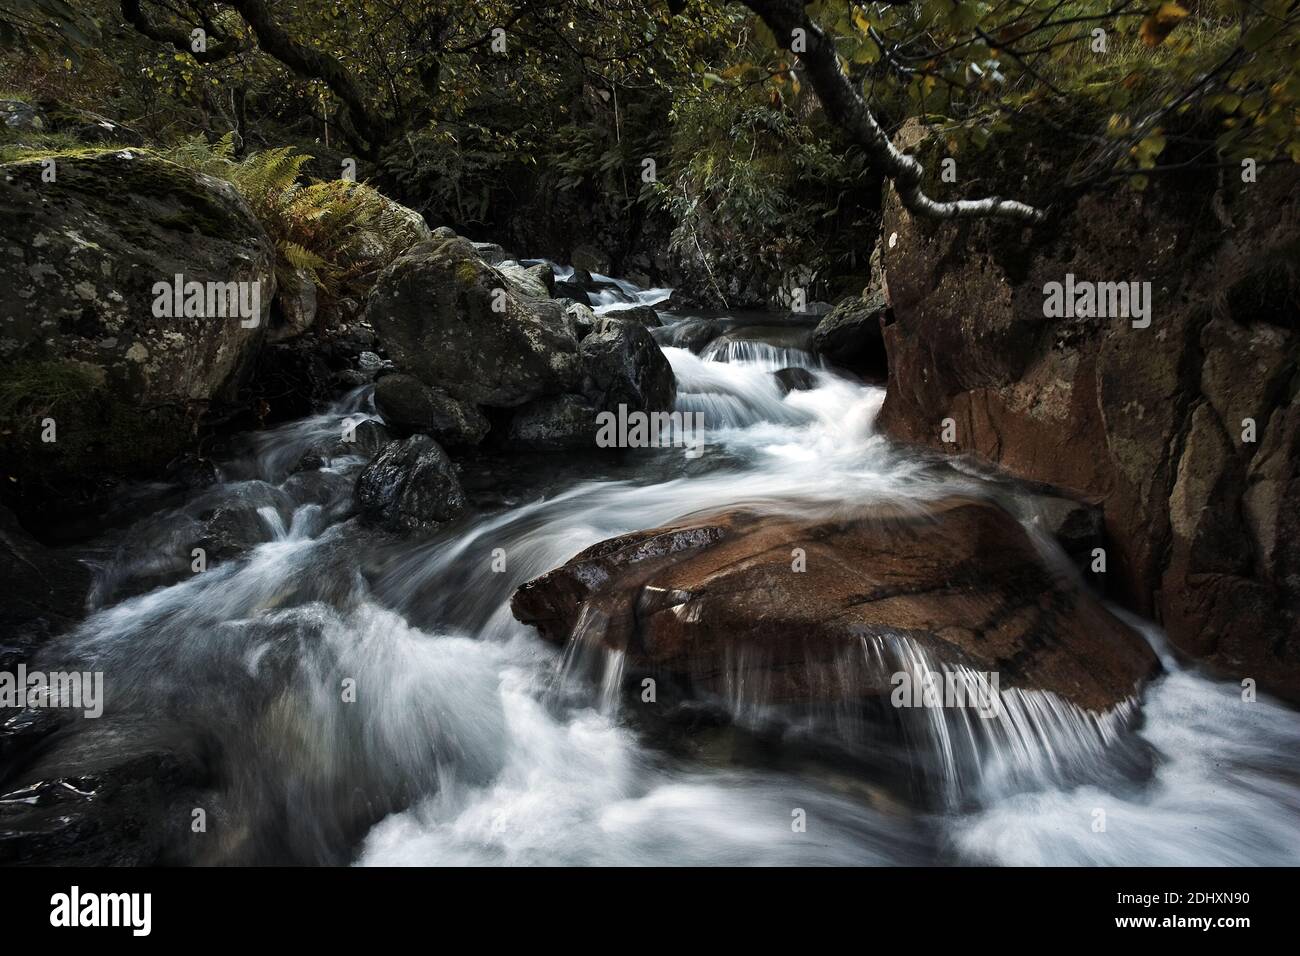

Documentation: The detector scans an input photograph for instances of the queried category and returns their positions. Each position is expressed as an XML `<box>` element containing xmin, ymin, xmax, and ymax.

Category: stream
<box><xmin>12</xmin><ymin>273</ymin><xmax>1300</xmax><ymax>866</ymax></box>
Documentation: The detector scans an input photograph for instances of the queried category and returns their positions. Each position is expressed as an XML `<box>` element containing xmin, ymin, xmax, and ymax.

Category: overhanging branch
<box><xmin>741</xmin><ymin>0</ymin><xmax>1046</xmax><ymax>224</ymax></box>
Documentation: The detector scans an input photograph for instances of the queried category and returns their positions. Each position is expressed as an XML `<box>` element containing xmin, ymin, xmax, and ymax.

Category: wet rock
<box><xmin>656</xmin><ymin>317</ymin><xmax>724</xmax><ymax>353</ymax></box>
<box><xmin>554</xmin><ymin>281</ymin><xmax>592</xmax><ymax>304</ymax></box>
<box><xmin>773</xmin><ymin>367</ymin><xmax>817</xmax><ymax>395</ymax></box>
<box><xmin>329</xmin><ymin>419</ymin><xmax>391</xmax><ymax>460</ymax></box>
<box><xmin>0</xmin><ymin>733</ymin><xmax>208</xmax><ymax>866</ymax></box>
<box><xmin>877</xmin><ymin>130</ymin><xmax>1300</xmax><ymax>700</ymax></box>
<box><xmin>353</xmin><ymin>436</ymin><xmax>466</xmax><ymax>532</ymax></box>
<box><xmin>196</xmin><ymin>504</ymin><xmax>275</xmax><ymax>561</ymax></box>
<box><xmin>580</xmin><ymin>319</ymin><xmax>676</xmax><ymax>413</ymax></box>
<box><xmin>0</xmin><ymin>150</ymin><xmax>275</xmax><ymax>525</ymax></box>
<box><xmin>513</xmin><ymin>497</ymin><xmax>1159</xmax><ymax>712</ymax></box>
<box><xmin>365</xmin><ymin>236</ymin><xmax>581</xmax><ymax>407</ymax></box>
<box><xmin>374</xmin><ymin>373</ymin><xmax>490</xmax><ymax>447</ymax></box>
<box><xmin>811</xmin><ymin>288</ymin><xmax>888</xmax><ymax>377</ymax></box>
<box><xmin>292</xmin><ymin>451</ymin><xmax>325</xmax><ymax>473</ymax></box>
<box><xmin>602</xmin><ymin>305</ymin><xmax>662</xmax><ymax>329</ymax></box>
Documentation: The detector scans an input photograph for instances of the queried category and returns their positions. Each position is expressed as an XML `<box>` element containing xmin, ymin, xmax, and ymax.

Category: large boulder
<box><xmin>353</xmin><ymin>435</ymin><xmax>466</xmax><ymax>532</ymax></box>
<box><xmin>367</xmin><ymin>237</ymin><xmax>677</xmax><ymax>453</ymax></box>
<box><xmin>506</xmin><ymin>319</ymin><xmax>677</xmax><ymax>450</ymax></box>
<box><xmin>0</xmin><ymin>150</ymin><xmax>275</xmax><ymax>526</ymax></box>
<box><xmin>811</xmin><ymin>288</ymin><xmax>888</xmax><ymax>377</ymax></box>
<box><xmin>364</xmin><ymin>236</ymin><xmax>580</xmax><ymax>407</ymax></box>
<box><xmin>876</xmin><ymin>124</ymin><xmax>1300</xmax><ymax>700</ymax></box>
<box><xmin>512</xmin><ymin>497</ymin><xmax>1159</xmax><ymax>712</ymax></box>
<box><xmin>579</xmin><ymin>317</ymin><xmax>676</xmax><ymax>413</ymax></box>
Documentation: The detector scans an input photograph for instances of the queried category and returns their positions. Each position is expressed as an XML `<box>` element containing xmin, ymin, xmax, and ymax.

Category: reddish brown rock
<box><xmin>875</xmin><ymin>126</ymin><xmax>1300</xmax><ymax>701</ymax></box>
<box><xmin>512</xmin><ymin>497</ymin><xmax>1159</xmax><ymax>712</ymax></box>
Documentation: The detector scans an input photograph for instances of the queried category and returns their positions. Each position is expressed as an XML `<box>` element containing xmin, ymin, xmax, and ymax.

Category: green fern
<box><xmin>159</xmin><ymin>137</ymin><xmax>425</xmax><ymax>300</ymax></box>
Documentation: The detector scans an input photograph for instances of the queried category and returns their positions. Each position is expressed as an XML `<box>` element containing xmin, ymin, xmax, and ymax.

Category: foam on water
<box><xmin>24</xmin><ymin>272</ymin><xmax>1300</xmax><ymax>867</ymax></box>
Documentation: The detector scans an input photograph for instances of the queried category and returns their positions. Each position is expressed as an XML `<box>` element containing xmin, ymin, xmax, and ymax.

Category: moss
<box><xmin>0</xmin><ymin>134</ymin><xmax>118</xmax><ymax>164</ymax></box>
<box><xmin>3</xmin><ymin>149</ymin><xmax>239</xmax><ymax>239</ymax></box>
<box><xmin>0</xmin><ymin>359</ymin><xmax>102</xmax><ymax>420</ymax></box>
<box><xmin>456</xmin><ymin>260</ymin><xmax>482</xmax><ymax>286</ymax></box>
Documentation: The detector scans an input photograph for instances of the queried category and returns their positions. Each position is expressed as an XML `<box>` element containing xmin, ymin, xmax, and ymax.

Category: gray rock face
<box><xmin>580</xmin><ymin>319</ymin><xmax>676</xmax><ymax>414</ymax></box>
<box><xmin>497</xmin><ymin>261</ymin><xmax>554</xmax><ymax>300</ymax></box>
<box><xmin>374</xmin><ymin>373</ymin><xmax>490</xmax><ymax>447</ymax></box>
<box><xmin>365</xmin><ymin>236</ymin><xmax>581</xmax><ymax>407</ymax></box>
<box><xmin>368</xmin><ymin>237</ymin><xmax>678</xmax><ymax>454</ymax></box>
<box><xmin>471</xmin><ymin>241</ymin><xmax>512</xmax><ymax>265</ymax></box>
<box><xmin>0</xmin><ymin>150</ymin><xmax>276</xmax><ymax>521</ymax></box>
<box><xmin>353</xmin><ymin>435</ymin><xmax>466</xmax><ymax>532</ymax></box>
<box><xmin>565</xmin><ymin>302</ymin><xmax>598</xmax><ymax>340</ymax></box>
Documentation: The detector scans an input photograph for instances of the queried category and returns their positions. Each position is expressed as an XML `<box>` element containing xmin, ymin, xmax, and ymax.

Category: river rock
<box><xmin>353</xmin><ymin>435</ymin><xmax>466</xmax><ymax>532</ymax></box>
<box><xmin>512</xmin><ymin>497</ymin><xmax>1159</xmax><ymax>712</ymax></box>
<box><xmin>374</xmin><ymin>373</ymin><xmax>490</xmax><ymax>447</ymax></box>
<box><xmin>811</xmin><ymin>288</ymin><xmax>888</xmax><ymax>377</ymax></box>
<box><xmin>553</xmin><ymin>281</ymin><xmax>592</xmax><ymax>304</ymax></box>
<box><xmin>602</xmin><ymin>304</ymin><xmax>661</xmax><ymax>328</ymax></box>
<box><xmin>656</xmin><ymin>317</ymin><xmax>724</xmax><ymax>353</ymax></box>
<box><xmin>365</xmin><ymin>236</ymin><xmax>581</xmax><ymax>407</ymax></box>
<box><xmin>580</xmin><ymin>319</ymin><xmax>676</xmax><ymax>413</ymax></box>
<box><xmin>877</xmin><ymin>124</ymin><xmax>1300</xmax><ymax>700</ymax></box>
<box><xmin>773</xmin><ymin>367</ymin><xmax>817</xmax><ymax>395</ymax></box>
<box><xmin>0</xmin><ymin>150</ymin><xmax>276</xmax><ymax>527</ymax></box>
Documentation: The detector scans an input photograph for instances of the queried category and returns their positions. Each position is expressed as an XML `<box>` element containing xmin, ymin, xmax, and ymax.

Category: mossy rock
<box><xmin>0</xmin><ymin>150</ymin><xmax>276</xmax><ymax>526</ymax></box>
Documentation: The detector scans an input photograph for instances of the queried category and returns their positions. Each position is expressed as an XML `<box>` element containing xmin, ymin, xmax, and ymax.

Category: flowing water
<box><xmin>12</xmin><ymin>276</ymin><xmax>1300</xmax><ymax>866</ymax></box>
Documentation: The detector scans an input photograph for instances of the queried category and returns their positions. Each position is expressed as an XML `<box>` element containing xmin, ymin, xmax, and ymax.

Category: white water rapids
<box><xmin>23</xmin><ymin>279</ymin><xmax>1300</xmax><ymax>866</ymax></box>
